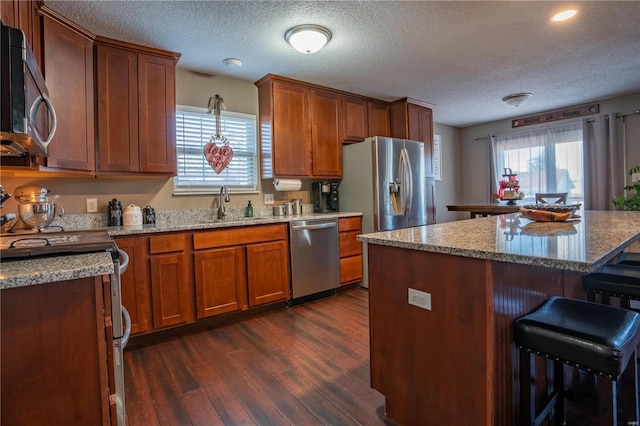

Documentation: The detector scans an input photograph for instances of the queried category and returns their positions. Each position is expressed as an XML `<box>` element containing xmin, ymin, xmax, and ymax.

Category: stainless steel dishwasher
<box><xmin>289</xmin><ymin>218</ymin><xmax>340</xmax><ymax>299</ymax></box>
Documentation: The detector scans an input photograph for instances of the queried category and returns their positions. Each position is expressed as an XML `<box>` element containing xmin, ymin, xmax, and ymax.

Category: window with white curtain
<box><xmin>491</xmin><ymin>122</ymin><xmax>584</xmax><ymax>203</ymax></box>
<box><xmin>174</xmin><ymin>105</ymin><xmax>258</xmax><ymax>194</ymax></box>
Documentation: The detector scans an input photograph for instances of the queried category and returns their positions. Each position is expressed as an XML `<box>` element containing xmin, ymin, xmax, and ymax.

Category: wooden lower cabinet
<box><xmin>193</xmin><ymin>224</ymin><xmax>290</xmax><ymax>318</ymax></box>
<box><xmin>116</xmin><ymin>235</ymin><xmax>152</xmax><ymax>334</ymax></box>
<box><xmin>1</xmin><ymin>276</ymin><xmax>113</xmax><ymax>425</ymax></box>
<box><xmin>338</xmin><ymin>217</ymin><xmax>363</xmax><ymax>284</ymax></box>
<box><xmin>194</xmin><ymin>246</ymin><xmax>247</xmax><ymax>318</ymax></box>
<box><xmin>149</xmin><ymin>233</ymin><xmax>193</xmax><ymax>329</ymax></box>
<box><xmin>247</xmin><ymin>240</ymin><xmax>289</xmax><ymax>306</ymax></box>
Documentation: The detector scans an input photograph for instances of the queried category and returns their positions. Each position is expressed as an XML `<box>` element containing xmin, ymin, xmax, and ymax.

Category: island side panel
<box><xmin>368</xmin><ymin>244</ymin><xmax>493</xmax><ymax>425</ymax></box>
<box><xmin>489</xmin><ymin>260</ymin><xmax>574</xmax><ymax>425</ymax></box>
<box><xmin>368</xmin><ymin>243</ymin><xmax>586</xmax><ymax>426</ymax></box>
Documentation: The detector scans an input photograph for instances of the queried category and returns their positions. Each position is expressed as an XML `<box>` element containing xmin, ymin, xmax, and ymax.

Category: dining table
<box><xmin>446</xmin><ymin>203</ymin><xmax>521</xmax><ymax>218</ymax></box>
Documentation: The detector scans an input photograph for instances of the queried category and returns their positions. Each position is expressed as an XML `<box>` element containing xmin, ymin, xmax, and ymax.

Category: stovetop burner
<box><xmin>0</xmin><ymin>229</ymin><xmax>116</xmax><ymax>259</ymax></box>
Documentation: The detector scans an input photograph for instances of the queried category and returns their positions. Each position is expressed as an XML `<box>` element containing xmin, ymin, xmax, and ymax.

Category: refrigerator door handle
<box><xmin>400</xmin><ymin>147</ymin><xmax>413</xmax><ymax>216</ymax></box>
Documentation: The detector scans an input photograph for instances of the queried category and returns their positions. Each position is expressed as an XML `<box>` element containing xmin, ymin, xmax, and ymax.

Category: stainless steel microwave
<box><xmin>0</xmin><ymin>21</ymin><xmax>57</xmax><ymax>157</ymax></box>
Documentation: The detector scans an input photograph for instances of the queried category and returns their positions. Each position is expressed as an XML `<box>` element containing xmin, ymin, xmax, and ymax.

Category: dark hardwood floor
<box><xmin>123</xmin><ymin>287</ymin><xmax>620</xmax><ymax>426</ymax></box>
<box><xmin>124</xmin><ymin>288</ymin><xmax>392</xmax><ymax>425</ymax></box>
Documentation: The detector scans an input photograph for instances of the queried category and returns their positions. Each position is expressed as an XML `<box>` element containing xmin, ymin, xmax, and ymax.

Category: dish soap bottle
<box><xmin>245</xmin><ymin>200</ymin><xmax>253</xmax><ymax>218</ymax></box>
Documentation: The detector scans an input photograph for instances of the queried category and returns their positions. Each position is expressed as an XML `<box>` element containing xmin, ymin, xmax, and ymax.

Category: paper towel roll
<box><xmin>274</xmin><ymin>178</ymin><xmax>302</xmax><ymax>192</ymax></box>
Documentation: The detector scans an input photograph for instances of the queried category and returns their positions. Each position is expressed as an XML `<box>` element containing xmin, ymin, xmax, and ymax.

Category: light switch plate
<box><xmin>408</xmin><ymin>288</ymin><xmax>431</xmax><ymax>310</ymax></box>
<box><xmin>264</xmin><ymin>193</ymin><xmax>275</xmax><ymax>205</ymax></box>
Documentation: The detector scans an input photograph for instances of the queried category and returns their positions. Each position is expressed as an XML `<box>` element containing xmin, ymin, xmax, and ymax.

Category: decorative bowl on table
<box><xmin>519</xmin><ymin>204</ymin><xmax>581</xmax><ymax>222</ymax></box>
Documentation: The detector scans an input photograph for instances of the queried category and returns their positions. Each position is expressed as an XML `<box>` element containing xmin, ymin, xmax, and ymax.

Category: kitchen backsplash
<box><xmin>49</xmin><ymin>205</ymin><xmax>313</xmax><ymax>230</ymax></box>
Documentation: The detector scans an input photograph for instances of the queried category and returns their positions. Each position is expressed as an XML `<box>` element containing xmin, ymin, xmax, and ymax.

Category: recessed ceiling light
<box><xmin>502</xmin><ymin>93</ymin><xmax>533</xmax><ymax>107</ymax></box>
<box><xmin>223</xmin><ymin>58</ymin><xmax>243</xmax><ymax>67</ymax></box>
<box><xmin>551</xmin><ymin>9</ymin><xmax>577</xmax><ymax>22</ymax></box>
<box><xmin>285</xmin><ymin>24</ymin><xmax>332</xmax><ymax>54</ymax></box>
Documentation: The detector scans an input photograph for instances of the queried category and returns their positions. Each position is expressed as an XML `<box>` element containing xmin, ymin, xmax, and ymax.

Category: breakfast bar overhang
<box><xmin>357</xmin><ymin>211</ymin><xmax>640</xmax><ymax>425</ymax></box>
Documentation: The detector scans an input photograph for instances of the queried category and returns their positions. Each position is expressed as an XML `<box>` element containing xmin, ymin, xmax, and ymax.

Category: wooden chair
<box><xmin>535</xmin><ymin>192</ymin><xmax>567</xmax><ymax>204</ymax></box>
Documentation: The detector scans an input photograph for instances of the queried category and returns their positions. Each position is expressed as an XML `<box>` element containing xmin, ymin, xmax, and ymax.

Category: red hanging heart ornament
<box><xmin>204</xmin><ymin>140</ymin><xmax>234</xmax><ymax>174</ymax></box>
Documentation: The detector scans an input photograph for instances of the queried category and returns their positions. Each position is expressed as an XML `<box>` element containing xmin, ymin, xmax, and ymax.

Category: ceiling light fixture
<box><xmin>551</xmin><ymin>9</ymin><xmax>577</xmax><ymax>22</ymax></box>
<box><xmin>223</xmin><ymin>58</ymin><xmax>243</xmax><ymax>67</ymax></box>
<box><xmin>285</xmin><ymin>24</ymin><xmax>332</xmax><ymax>54</ymax></box>
<box><xmin>502</xmin><ymin>93</ymin><xmax>533</xmax><ymax>107</ymax></box>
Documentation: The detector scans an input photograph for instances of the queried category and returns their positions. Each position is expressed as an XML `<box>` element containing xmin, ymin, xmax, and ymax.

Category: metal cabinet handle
<box><xmin>291</xmin><ymin>222</ymin><xmax>336</xmax><ymax>231</ymax></box>
<box><xmin>121</xmin><ymin>306</ymin><xmax>131</xmax><ymax>349</ymax></box>
<box><xmin>118</xmin><ymin>249</ymin><xmax>129</xmax><ymax>275</ymax></box>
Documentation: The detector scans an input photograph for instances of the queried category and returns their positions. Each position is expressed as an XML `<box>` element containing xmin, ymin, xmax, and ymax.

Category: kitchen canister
<box><xmin>123</xmin><ymin>204</ymin><xmax>143</xmax><ymax>226</ymax></box>
<box><xmin>142</xmin><ymin>205</ymin><xmax>156</xmax><ymax>225</ymax></box>
<box><xmin>273</xmin><ymin>205</ymin><xmax>286</xmax><ymax>216</ymax></box>
<box><xmin>108</xmin><ymin>198</ymin><xmax>123</xmax><ymax>226</ymax></box>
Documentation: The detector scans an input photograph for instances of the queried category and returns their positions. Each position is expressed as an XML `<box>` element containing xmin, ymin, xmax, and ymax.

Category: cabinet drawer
<box><xmin>149</xmin><ymin>233</ymin><xmax>186</xmax><ymax>254</ymax></box>
<box><xmin>340</xmin><ymin>255</ymin><xmax>363</xmax><ymax>284</ymax></box>
<box><xmin>193</xmin><ymin>224</ymin><xmax>287</xmax><ymax>250</ymax></box>
<box><xmin>339</xmin><ymin>230</ymin><xmax>362</xmax><ymax>258</ymax></box>
<box><xmin>338</xmin><ymin>216</ymin><xmax>362</xmax><ymax>232</ymax></box>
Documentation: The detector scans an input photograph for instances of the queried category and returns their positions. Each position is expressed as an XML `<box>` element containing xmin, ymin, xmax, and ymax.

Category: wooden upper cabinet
<box><xmin>269</xmin><ymin>79</ymin><xmax>312</xmax><ymax>177</ymax></box>
<box><xmin>96</xmin><ymin>44</ymin><xmax>139</xmax><ymax>173</ymax></box>
<box><xmin>95</xmin><ymin>37</ymin><xmax>179</xmax><ymax>175</ymax></box>
<box><xmin>2</xmin><ymin>1</ymin><xmax>44</xmax><ymax>69</ymax></box>
<box><xmin>368</xmin><ymin>101</ymin><xmax>390</xmax><ymax>138</ymax></box>
<box><xmin>41</xmin><ymin>9</ymin><xmax>95</xmax><ymax>172</ymax></box>
<box><xmin>311</xmin><ymin>89</ymin><xmax>342</xmax><ymax>177</ymax></box>
<box><xmin>341</xmin><ymin>96</ymin><xmax>368</xmax><ymax>143</ymax></box>
<box><xmin>256</xmin><ymin>75</ymin><xmax>342</xmax><ymax>179</ymax></box>
<box><xmin>138</xmin><ymin>53</ymin><xmax>176</xmax><ymax>173</ymax></box>
<box><xmin>390</xmin><ymin>98</ymin><xmax>435</xmax><ymax>178</ymax></box>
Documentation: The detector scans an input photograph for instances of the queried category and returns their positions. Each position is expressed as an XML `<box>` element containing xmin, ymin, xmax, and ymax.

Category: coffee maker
<box><xmin>312</xmin><ymin>181</ymin><xmax>339</xmax><ymax>213</ymax></box>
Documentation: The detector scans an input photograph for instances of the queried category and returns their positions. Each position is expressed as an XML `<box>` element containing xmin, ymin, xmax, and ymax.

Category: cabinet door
<box><xmin>1</xmin><ymin>277</ymin><xmax>110</xmax><ymax>425</ymax></box>
<box><xmin>43</xmin><ymin>15</ymin><xmax>95</xmax><ymax>172</ymax></box>
<box><xmin>247</xmin><ymin>240</ymin><xmax>290</xmax><ymax>306</ymax></box>
<box><xmin>138</xmin><ymin>53</ymin><xmax>176</xmax><ymax>174</ymax></box>
<box><xmin>149</xmin><ymin>253</ymin><xmax>192</xmax><ymax>329</ymax></box>
<box><xmin>272</xmin><ymin>81</ymin><xmax>312</xmax><ymax>176</ymax></box>
<box><xmin>368</xmin><ymin>101</ymin><xmax>390</xmax><ymax>137</ymax></box>
<box><xmin>407</xmin><ymin>103</ymin><xmax>435</xmax><ymax>178</ymax></box>
<box><xmin>96</xmin><ymin>45</ymin><xmax>139</xmax><ymax>173</ymax></box>
<box><xmin>116</xmin><ymin>236</ymin><xmax>152</xmax><ymax>335</ymax></box>
<box><xmin>194</xmin><ymin>246</ymin><xmax>247</xmax><ymax>318</ymax></box>
<box><xmin>311</xmin><ymin>89</ymin><xmax>342</xmax><ymax>177</ymax></box>
<box><xmin>341</xmin><ymin>96</ymin><xmax>368</xmax><ymax>143</ymax></box>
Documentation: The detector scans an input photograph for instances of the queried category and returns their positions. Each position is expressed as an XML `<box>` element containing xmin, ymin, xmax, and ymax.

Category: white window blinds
<box><xmin>174</xmin><ymin>106</ymin><xmax>258</xmax><ymax>194</ymax></box>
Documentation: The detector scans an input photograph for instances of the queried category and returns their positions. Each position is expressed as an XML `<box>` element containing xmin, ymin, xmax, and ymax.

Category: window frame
<box><xmin>173</xmin><ymin>105</ymin><xmax>259</xmax><ymax>195</ymax></box>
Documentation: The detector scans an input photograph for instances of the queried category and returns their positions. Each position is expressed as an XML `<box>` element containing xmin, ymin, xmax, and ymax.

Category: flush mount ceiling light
<box><xmin>551</xmin><ymin>9</ymin><xmax>578</xmax><ymax>22</ymax></box>
<box><xmin>223</xmin><ymin>58</ymin><xmax>243</xmax><ymax>67</ymax></box>
<box><xmin>502</xmin><ymin>93</ymin><xmax>533</xmax><ymax>107</ymax></box>
<box><xmin>285</xmin><ymin>24</ymin><xmax>332</xmax><ymax>54</ymax></box>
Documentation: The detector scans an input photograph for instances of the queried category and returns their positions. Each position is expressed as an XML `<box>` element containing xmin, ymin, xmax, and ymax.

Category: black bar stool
<box><xmin>583</xmin><ymin>264</ymin><xmax>640</xmax><ymax>309</ymax></box>
<box><xmin>514</xmin><ymin>297</ymin><xmax>640</xmax><ymax>426</ymax></box>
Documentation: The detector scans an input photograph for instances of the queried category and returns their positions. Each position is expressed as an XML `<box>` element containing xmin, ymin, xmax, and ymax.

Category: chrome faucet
<box><xmin>218</xmin><ymin>185</ymin><xmax>230</xmax><ymax>219</ymax></box>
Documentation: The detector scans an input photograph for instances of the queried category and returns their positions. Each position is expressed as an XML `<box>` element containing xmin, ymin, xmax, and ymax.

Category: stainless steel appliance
<box><xmin>340</xmin><ymin>136</ymin><xmax>427</xmax><ymax>287</ymax></box>
<box><xmin>1</xmin><ymin>22</ymin><xmax>57</xmax><ymax>157</ymax></box>
<box><xmin>0</xmin><ymin>229</ymin><xmax>129</xmax><ymax>425</ymax></box>
<box><xmin>312</xmin><ymin>181</ymin><xmax>339</xmax><ymax>213</ymax></box>
<box><xmin>289</xmin><ymin>218</ymin><xmax>340</xmax><ymax>299</ymax></box>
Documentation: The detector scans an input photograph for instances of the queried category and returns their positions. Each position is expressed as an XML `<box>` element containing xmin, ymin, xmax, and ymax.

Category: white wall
<box><xmin>433</xmin><ymin>123</ymin><xmax>462</xmax><ymax>223</ymax></box>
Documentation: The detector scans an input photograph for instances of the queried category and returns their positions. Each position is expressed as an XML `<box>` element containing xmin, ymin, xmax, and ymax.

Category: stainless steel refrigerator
<box><xmin>340</xmin><ymin>136</ymin><xmax>427</xmax><ymax>287</ymax></box>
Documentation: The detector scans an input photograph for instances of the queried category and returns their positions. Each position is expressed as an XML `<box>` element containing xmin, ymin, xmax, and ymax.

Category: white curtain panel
<box><xmin>582</xmin><ymin>115</ymin><xmax>625</xmax><ymax>210</ymax></box>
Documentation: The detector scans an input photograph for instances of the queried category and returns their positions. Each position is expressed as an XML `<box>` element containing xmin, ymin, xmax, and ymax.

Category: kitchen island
<box><xmin>357</xmin><ymin>210</ymin><xmax>640</xmax><ymax>426</ymax></box>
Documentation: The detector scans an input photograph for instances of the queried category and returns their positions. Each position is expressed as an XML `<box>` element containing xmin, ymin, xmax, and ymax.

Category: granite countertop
<box><xmin>105</xmin><ymin>211</ymin><xmax>362</xmax><ymax>236</ymax></box>
<box><xmin>0</xmin><ymin>252</ymin><xmax>114</xmax><ymax>289</ymax></box>
<box><xmin>357</xmin><ymin>210</ymin><xmax>640</xmax><ymax>273</ymax></box>
<box><xmin>0</xmin><ymin>210</ymin><xmax>363</xmax><ymax>290</ymax></box>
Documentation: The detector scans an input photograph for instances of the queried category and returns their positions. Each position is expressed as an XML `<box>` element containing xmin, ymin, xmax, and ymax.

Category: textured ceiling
<box><xmin>44</xmin><ymin>1</ymin><xmax>640</xmax><ymax>128</ymax></box>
